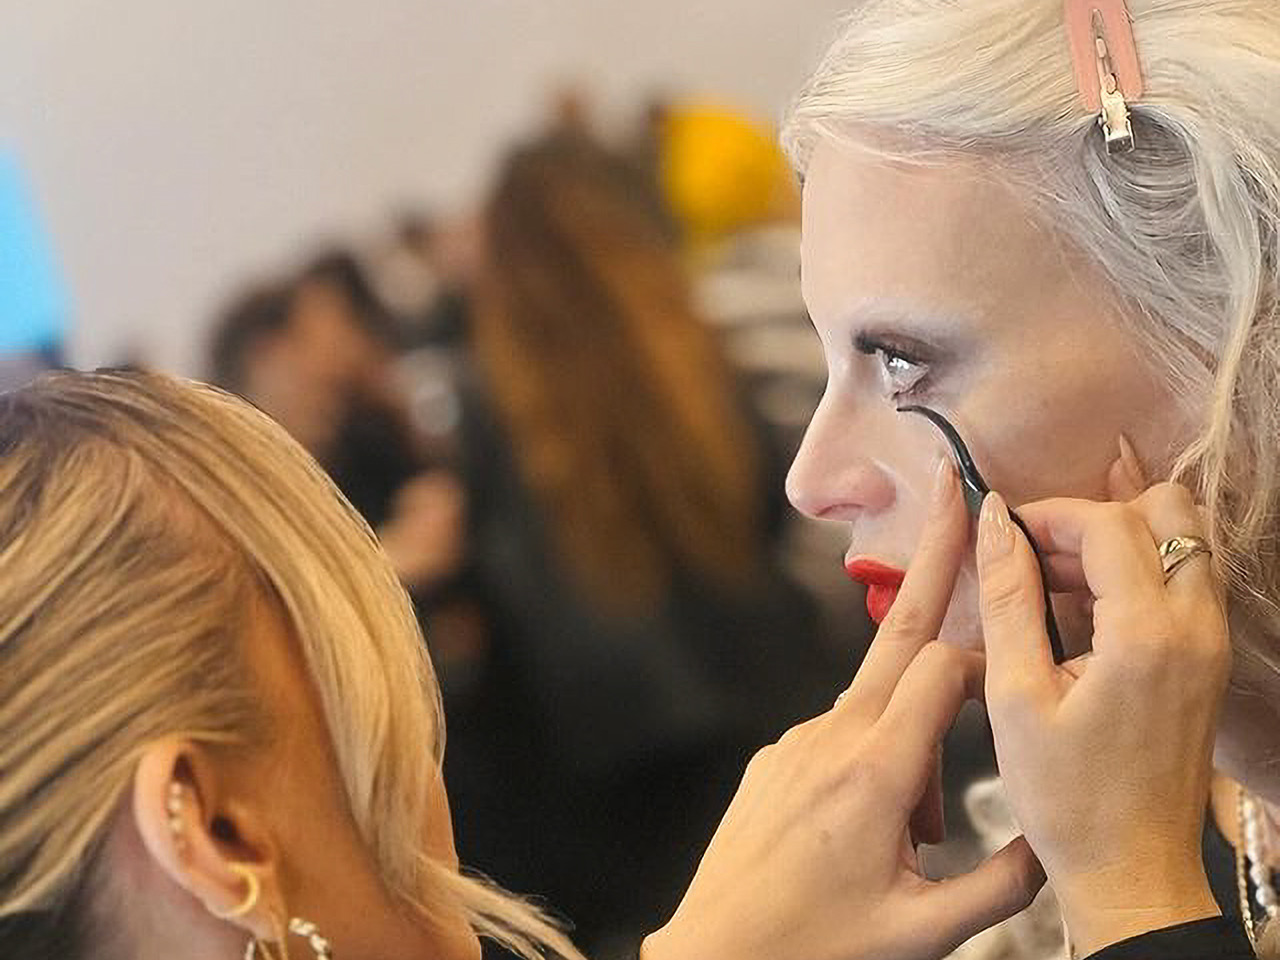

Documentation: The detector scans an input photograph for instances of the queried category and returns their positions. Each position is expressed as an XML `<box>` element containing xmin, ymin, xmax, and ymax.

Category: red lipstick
<box><xmin>844</xmin><ymin>558</ymin><xmax>906</xmax><ymax>625</ymax></box>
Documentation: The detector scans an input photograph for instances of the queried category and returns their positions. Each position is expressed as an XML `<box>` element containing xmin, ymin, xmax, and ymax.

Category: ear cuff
<box><xmin>165</xmin><ymin>781</ymin><xmax>187</xmax><ymax>852</ymax></box>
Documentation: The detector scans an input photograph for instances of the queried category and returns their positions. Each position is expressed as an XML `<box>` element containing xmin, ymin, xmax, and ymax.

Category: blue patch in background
<box><xmin>0</xmin><ymin>152</ymin><xmax>68</xmax><ymax>355</ymax></box>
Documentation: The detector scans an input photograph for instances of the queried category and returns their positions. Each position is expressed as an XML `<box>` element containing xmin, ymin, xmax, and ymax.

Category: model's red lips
<box><xmin>844</xmin><ymin>558</ymin><xmax>907</xmax><ymax>587</ymax></box>
<box><xmin>845</xmin><ymin>558</ymin><xmax>907</xmax><ymax>625</ymax></box>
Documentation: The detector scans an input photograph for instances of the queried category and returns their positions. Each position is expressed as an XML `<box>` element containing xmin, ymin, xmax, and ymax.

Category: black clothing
<box><xmin>622</xmin><ymin>916</ymin><xmax>1255</xmax><ymax>960</ymax></box>
<box><xmin>446</xmin><ymin>380</ymin><xmax>843</xmax><ymax>954</ymax></box>
<box><xmin>323</xmin><ymin>394</ymin><xmax>427</xmax><ymax>529</ymax></box>
<box><xmin>1087</xmin><ymin>916</ymin><xmax>1255</xmax><ymax>959</ymax></box>
<box><xmin>1206</xmin><ymin>813</ymin><xmax>1248</xmax><ymax>934</ymax></box>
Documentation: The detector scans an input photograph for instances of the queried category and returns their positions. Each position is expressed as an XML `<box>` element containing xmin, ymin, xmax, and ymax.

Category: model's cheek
<box><xmin>889</xmin><ymin>451</ymin><xmax>937</xmax><ymax>518</ymax></box>
<box><xmin>880</xmin><ymin>411</ymin><xmax>949</xmax><ymax>519</ymax></box>
<box><xmin>937</xmin><ymin>562</ymin><xmax>983</xmax><ymax>648</ymax></box>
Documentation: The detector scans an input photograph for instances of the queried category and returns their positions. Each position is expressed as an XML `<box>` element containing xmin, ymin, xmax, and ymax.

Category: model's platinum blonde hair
<box><xmin>786</xmin><ymin>0</ymin><xmax>1280</xmax><ymax>693</ymax></box>
<box><xmin>0</xmin><ymin>370</ymin><xmax>584</xmax><ymax>960</ymax></box>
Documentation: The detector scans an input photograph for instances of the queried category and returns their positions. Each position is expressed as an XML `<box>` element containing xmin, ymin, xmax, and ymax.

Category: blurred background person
<box><xmin>207</xmin><ymin>253</ymin><xmax>465</xmax><ymax>599</ymax></box>
<box><xmin>373</xmin><ymin>210</ymin><xmax>484</xmax><ymax>351</ymax></box>
<box><xmin>452</xmin><ymin>133</ymin><xmax>842</xmax><ymax>955</ymax></box>
<box><xmin>637</xmin><ymin>100</ymin><xmax>857</xmax><ymax>625</ymax></box>
<box><xmin>0</xmin><ymin>152</ymin><xmax>66</xmax><ymax>390</ymax></box>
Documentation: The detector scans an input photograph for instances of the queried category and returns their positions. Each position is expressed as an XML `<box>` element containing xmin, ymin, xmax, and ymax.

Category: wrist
<box><xmin>1054</xmin><ymin>863</ymin><xmax>1220</xmax><ymax>958</ymax></box>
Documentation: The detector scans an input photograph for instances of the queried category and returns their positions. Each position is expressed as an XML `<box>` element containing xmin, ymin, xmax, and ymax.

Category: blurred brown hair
<box><xmin>474</xmin><ymin>135</ymin><xmax>765</xmax><ymax>611</ymax></box>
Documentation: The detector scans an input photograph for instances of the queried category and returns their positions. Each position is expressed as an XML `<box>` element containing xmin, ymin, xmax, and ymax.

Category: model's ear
<box><xmin>133</xmin><ymin>739</ymin><xmax>282</xmax><ymax>941</ymax></box>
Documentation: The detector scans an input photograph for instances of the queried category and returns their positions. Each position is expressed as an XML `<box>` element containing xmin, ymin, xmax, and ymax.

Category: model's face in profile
<box><xmin>790</xmin><ymin>138</ymin><xmax>1183</xmax><ymax>650</ymax></box>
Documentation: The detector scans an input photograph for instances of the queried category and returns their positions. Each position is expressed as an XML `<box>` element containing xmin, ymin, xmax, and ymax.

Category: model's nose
<box><xmin>786</xmin><ymin>392</ymin><xmax>896</xmax><ymax>522</ymax></box>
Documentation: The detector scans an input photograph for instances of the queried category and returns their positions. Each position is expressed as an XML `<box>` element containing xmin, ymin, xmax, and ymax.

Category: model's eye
<box><xmin>877</xmin><ymin>348</ymin><xmax>928</xmax><ymax>395</ymax></box>
<box><xmin>854</xmin><ymin>333</ymin><xmax>933</xmax><ymax>398</ymax></box>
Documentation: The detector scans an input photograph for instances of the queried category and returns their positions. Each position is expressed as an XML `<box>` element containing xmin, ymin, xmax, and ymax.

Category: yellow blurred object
<box><xmin>659</xmin><ymin>104</ymin><xmax>794</xmax><ymax>244</ymax></box>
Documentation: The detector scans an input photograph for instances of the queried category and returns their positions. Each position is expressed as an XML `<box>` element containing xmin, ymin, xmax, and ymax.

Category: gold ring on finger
<box><xmin>1159</xmin><ymin>535</ymin><xmax>1212</xmax><ymax>583</ymax></box>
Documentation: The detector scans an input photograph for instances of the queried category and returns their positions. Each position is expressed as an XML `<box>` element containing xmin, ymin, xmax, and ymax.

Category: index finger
<box><xmin>870</xmin><ymin>643</ymin><xmax>986</xmax><ymax>804</ymax></box>
<box><xmin>840</xmin><ymin>461</ymin><xmax>970</xmax><ymax>721</ymax></box>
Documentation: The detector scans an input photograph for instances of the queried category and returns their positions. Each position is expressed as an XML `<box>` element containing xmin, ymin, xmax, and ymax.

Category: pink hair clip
<box><xmin>1065</xmin><ymin>0</ymin><xmax>1144</xmax><ymax>153</ymax></box>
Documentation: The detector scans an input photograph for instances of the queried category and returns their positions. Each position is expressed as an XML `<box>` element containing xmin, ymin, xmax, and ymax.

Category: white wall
<box><xmin>0</xmin><ymin>0</ymin><xmax>847</xmax><ymax>374</ymax></box>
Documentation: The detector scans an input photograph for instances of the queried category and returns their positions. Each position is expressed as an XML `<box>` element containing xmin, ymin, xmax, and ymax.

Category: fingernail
<box><xmin>932</xmin><ymin>457</ymin><xmax>957</xmax><ymax>507</ymax></box>
<box><xmin>1118</xmin><ymin>434</ymin><xmax>1146</xmax><ymax>491</ymax></box>
<box><xmin>978</xmin><ymin>492</ymin><xmax>1014</xmax><ymax>561</ymax></box>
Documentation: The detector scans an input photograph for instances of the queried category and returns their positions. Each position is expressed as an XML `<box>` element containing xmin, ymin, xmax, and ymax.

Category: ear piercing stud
<box><xmin>166</xmin><ymin>781</ymin><xmax>187</xmax><ymax>852</ymax></box>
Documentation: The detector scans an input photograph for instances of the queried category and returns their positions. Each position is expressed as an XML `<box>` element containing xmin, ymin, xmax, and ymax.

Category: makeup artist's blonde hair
<box><xmin>785</xmin><ymin>0</ymin><xmax>1280</xmax><ymax>713</ymax></box>
<box><xmin>0</xmin><ymin>370</ymin><xmax>584</xmax><ymax>960</ymax></box>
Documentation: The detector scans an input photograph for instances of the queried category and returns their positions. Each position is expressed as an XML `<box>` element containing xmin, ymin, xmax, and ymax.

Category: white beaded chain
<box><xmin>1238</xmin><ymin>787</ymin><xmax>1280</xmax><ymax>946</ymax></box>
<box><xmin>289</xmin><ymin>918</ymin><xmax>334</xmax><ymax>959</ymax></box>
<box><xmin>243</xmin><ymin>918</ymin><xmax>334</xmax><ymax>959</ymax></box>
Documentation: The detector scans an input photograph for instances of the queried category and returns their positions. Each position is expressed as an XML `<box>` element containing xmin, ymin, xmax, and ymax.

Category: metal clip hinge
<box><xmin>1092</xmin><ymin>10</ymin><xmax>1135</xmax><ymax>153</ymax></box>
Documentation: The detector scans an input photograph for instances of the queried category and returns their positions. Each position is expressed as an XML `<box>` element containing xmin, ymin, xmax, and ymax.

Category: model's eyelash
<box><xmin>853</xmin><ymin>333</ymin><xmax>928</xmax><ymax>367</ymax></box>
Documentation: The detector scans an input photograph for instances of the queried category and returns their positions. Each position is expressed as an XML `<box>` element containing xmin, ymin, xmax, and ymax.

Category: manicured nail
<box><xmin>1118</xmin><ymin>434</ymin><xmax>1146</xmax><ymax>491</ymax></box>
<box><xmin>932</xmin><ymin>457</ymin><xmax>957</xmax><ymax>507</ymax></box>
<box><xmin>978</xmin><ymin>492</ymin><xmax>1014</xmax><ymax>561</ymax></box>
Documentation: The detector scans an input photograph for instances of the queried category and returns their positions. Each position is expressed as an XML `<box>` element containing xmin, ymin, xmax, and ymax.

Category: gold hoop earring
<box><xmin>210</xmin><ymin>863</ymin><xmax>261</xmax><ymax>920</ymax></box>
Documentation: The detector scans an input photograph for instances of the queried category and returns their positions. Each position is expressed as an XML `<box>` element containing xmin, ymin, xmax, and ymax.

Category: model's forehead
<box><xmin>800</xmin><ymin>139</ymin><xmax>1075</xmax><ymax>337</ymax></box>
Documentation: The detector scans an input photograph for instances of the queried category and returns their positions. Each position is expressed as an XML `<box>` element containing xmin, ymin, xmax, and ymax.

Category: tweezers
<box><xmin>898</xmin><ymin>405</ymin><xmax>1067</xmax><ymax>664</ymax></box>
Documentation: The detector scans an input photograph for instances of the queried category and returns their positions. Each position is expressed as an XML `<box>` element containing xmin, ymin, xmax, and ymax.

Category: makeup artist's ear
<box><xmin>133</xmin><ymin>740</ymin><xmax>282</xmax><ymax>940</ymax></box>
<box><xmin>1106</xmin><ymin>434</ymin><xmax>1148</xmax><ymax>501</ymax></box>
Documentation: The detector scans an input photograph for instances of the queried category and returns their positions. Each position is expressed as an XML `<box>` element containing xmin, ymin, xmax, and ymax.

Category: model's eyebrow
<box><xmin>841</xmin><ymin>299</ymin><xmax>978</xmax><ymax>354</ymax></box>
